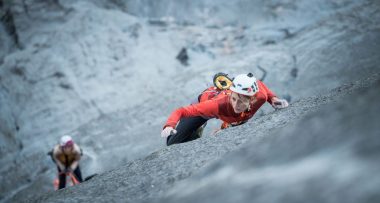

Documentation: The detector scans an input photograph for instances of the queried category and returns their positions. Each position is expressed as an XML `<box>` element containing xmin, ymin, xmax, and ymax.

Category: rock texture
<box><xmin>156</xmin><ymin>76</ymin><xmax>380</xmax><ymax>203</ymax></box>
<box><xmin>30</xmin><ymin>74</ymin><xmax>379</xmax><ymax>203</ymax></box>
<box><xmin>1</xmin><ymin>0</ymin><xmax>380</xmax><ymax>202</ymax></box>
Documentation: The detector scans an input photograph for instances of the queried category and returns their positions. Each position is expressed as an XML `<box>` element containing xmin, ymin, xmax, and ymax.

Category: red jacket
<box><xmin>164</xmin><ymin>80</ymin><xmax>276</xmax><ymax>129</ymax></box>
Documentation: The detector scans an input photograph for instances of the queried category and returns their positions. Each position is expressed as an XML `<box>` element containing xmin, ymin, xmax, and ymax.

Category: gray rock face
<box><xmin>124</xmin><ymin>0</ymin><xmax>361</xmax><ymax>28</ymax></box>
<box><xmin>1</xmin><ymin>0</ymin><xmax>380</xmax><ymax>202</ymax></box>
<box><xmin>156</xmin><ymin>77</ymin><xmax>380</xmax><ymax>203</ymax></box>
<box><xmin>30</xmin><ymin>75</ymin><xmax>379</xmax><ymax>202</ymax></box>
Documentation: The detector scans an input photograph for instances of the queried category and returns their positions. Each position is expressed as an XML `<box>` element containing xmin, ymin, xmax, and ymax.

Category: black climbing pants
<box><xmin>167</xmin><ymin>116</ymin><xmax>208</xmax><ymax>146</ymax></box>
<box><xmin>58</xmin><ymin>166</ymin><xmax>83</xmax><ymax>189</ymax></box>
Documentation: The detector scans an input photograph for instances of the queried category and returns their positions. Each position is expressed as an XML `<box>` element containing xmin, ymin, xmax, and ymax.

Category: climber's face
<box><xmin>230</xmin><ymin>92</ymin><xmax>251</xmax><ymax>113</ymax></box>
<box><xmin>62</xmin><ymin>144</ymin><xmax>73</xmax><ymax>153</ymax></box>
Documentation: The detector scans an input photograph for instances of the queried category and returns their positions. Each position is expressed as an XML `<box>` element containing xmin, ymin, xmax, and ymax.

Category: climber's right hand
<box><xmin>161</xmin><ymin>127</ymin><xmax>177</xmax><ymax>138</ymax></box>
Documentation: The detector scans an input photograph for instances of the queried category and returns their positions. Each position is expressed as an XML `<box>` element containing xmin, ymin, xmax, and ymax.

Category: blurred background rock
<box><xmin>0</xmin><ymin>0</ymin><xmax>379</xmax><ymax>202</ymax></box>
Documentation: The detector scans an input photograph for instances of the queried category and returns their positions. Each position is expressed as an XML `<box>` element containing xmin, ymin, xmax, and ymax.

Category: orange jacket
<box><xmin>164</xmin><ymin>80</ymin><xmax>276</xmax><ymax>129</ymax></box>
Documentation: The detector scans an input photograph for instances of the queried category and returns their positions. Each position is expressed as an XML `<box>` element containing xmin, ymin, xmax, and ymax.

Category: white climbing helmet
<box><xmin>230</xmin><ymin>73</ymin><xmax>259</xmax><ymax>96</ymax></box>
<box><xmin>60</xmin><ymin>135</ymin><xmax>74</xmax><ymax>147</ymax></box>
